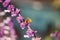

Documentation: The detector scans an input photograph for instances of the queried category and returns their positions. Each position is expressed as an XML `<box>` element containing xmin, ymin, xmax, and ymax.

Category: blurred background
<box><xmin>1</xmin><ymin>0</ymin><xmax>60</xmax><ymax>40</ymax></box>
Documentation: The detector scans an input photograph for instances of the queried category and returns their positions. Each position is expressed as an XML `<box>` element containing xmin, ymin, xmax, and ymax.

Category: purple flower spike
<box><xmin>0</xmin><ymin>0</ymin><xmax>38</xmax><ymax>39</ymax></box>
<box><xmin>3</xmin><ymin>0</ymin><xmax>11</xmax><ymax>7</ymax></box>
<box><xmin>20</xmin><ymin>22</ymin><xmax>26</xmax><ymax>30</ymax></box>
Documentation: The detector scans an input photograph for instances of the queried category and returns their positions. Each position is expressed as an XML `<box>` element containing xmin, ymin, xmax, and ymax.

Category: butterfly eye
<box><xmin>25</xmin><ymin>17</ymin><xmax>32</xmax><ymax>24</ymax></box>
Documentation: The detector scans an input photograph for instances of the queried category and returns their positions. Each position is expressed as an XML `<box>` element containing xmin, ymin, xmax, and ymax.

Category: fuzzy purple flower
<box><xmin>16</xmin><ymin>15</ymin><xmax>24</xmax><ymax>23</ymax></box>
<box><xmin>26</xmin><ymin>28</ymin><xmax>37</xmax><ymax>37</ymax></box>
<box><xmin>26</xmin><ymin>29</ymin><xmax>33</xmax><ymax>37</ymax></box>
<box><xmin>15</xmin><ymin>8</ymin><xmax>20</xmax><ymax>14</ymax></box>
<box><xmin>0</xmin><ymin>0</ymin><xmax>38</xmax><ymax>39</ymax></box>
<box><xmin>20</xmin><ymin>22</ymin><xmax>26</xmax><ymax>30</ymax></box>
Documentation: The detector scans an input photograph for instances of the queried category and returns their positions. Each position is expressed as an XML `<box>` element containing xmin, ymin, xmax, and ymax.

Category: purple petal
<box><xmin>10</xmin><ymin>29</ymin><xmax>16</xmax><ymax>35</ymax></box>
<box><xmin>0</xmin><ymin>27</ymin><xmax>4</xmax><ymax>37</ymax></box>
<box><xmin>3</xmin><ymin>0</ymin><xmax>11</xmax><ymax>7</ymax></box>
<box><xmin>56</xmin><ymin>34</ymin><xmax>60</xmax><ymax>40</ymax></box>
<box><xmin>3</xmin><ymin>2</ymin><xmax>9</xmax><ymax>7</ymax></box>
<box><xmin>26</xmin><ymin>29</ymin><xmax>33</xmax><ymax>37</ymax></box>
<box><xmin>11</xmin><ymin>11</ymin><xmax>16</xmax><ymax>17</ymax></box>
<box><xmin>16</xmin><ymin>17</ymin><xmax>21</xmax><ymax>23</ymax></box>
<box><xmin>54</xmin><ymin>31</ymin><xmax>59</xmax><ymax>37</ymax></box>
<box><xmin>8</xmin><ymin>22</ymin><xmax>13</xmax><ymax>28</ymax></box>
<box><xmin>11</xmin><ymin>8</ymin><xmax>20</xmax><ymax>16</ymax></box>
<box><xmin>20</xmin><ymin>22</ymin><xmax>26</xmax><ymax>30</ymax></box>
<box><xmin>16</xmin><ymin>16</ymin><xmax>24</xmax><ymax>23</ymax></box>
<box><xmin>5</xmin><ymin>0</ymin><xmax>11</xmax><ymax>2</ymax></box>
<box><xmin>0</xmin><ymin>0</ymin><xmax>2</xmax><ymax>3</ymax></box>
<box><xmin>7</xmin><ymin>5</ymin><xmax>15</xmax><ymax>11</ymax></box>
<box><xmin>10</xmin><ymin>26</ymin><xmax>17</xmax><ymax>40</ymax></box>
<box><xmin>15</xmin><ymin>8</ymin><xmax>20</xmax><ymax>14</ymax></box>
<box><xmin>27</xmin><ymin>24</ymin><xmax>31</xmax><ymax>27</ymax></box>
<box><xmin>26</xmin><ymin>28</ymin><xmax>37</xmax><ymax>37</ymax></box>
